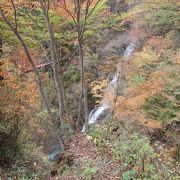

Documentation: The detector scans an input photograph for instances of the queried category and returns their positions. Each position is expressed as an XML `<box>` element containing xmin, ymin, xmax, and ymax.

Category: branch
<box><xmin>86</xmin><ymin>0</ymin><xmax>101</xmax><ymax>19</ymax></box>
<box><xmin>79</xmin><ymin>0</ymin><xmax>92</xmax><ymax>40</ymax></box>
<box><xmin>52</xmin><ymin>1</ymin><xmax>78</xmax><ymax>29</ymax></box>
<box><xmin>10</xmin><ymin>0</ymin><xmax>17</xmax><ymax>30</ymax></box>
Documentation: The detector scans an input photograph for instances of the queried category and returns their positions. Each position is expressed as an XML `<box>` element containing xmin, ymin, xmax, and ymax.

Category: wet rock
<box><xmin>102</xmin><ymin>34</ymin><xmax>131</xmax><ymax>56</ymax></box>
<box><xmin>108</xmin><ymin>0</ymin><xmax>128</xmax><ymax>14</ymax></box>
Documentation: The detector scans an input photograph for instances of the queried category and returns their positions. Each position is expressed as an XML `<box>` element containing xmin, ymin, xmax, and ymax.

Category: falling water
<box><xmin>123</xmin><ymin>43</ymin><xmax>135</xmax><ymax>57</ymax></box>
<box><xmin>82</xmin><ymin>43</ymin><xmax>135</xmax><ymax>132</ymax></box>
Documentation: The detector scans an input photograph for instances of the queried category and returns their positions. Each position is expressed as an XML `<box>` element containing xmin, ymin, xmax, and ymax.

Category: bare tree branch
<box><xmin>10</xmin><ymin>0</ymin><xmax>18</xmax><ymax>30</ymax></box>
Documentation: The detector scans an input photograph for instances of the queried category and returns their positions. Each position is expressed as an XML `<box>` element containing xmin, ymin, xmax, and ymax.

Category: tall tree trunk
<box><xmin>76</xmin><ymin>0</ymin><xmax>89</xmax><ymax>132</ymax></box>
<box><xmin>78</xmin><ymin>40</ymin><xmax>88</xmax><ymax>132</ymax></box>
<box><xmin>40</xmin><ymin>1</ymin><xmax>67</xmax><ymax>133</ymax></box>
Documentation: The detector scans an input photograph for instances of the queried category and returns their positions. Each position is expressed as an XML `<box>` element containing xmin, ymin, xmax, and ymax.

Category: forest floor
<box><xmin>67</xmin><ymin>133</ymin><xmax>122</xmax><ymax>179</ymax></box>
<box><xmin>52</xmin><ymin>122</ymin><xmax>180</xmax><ymax>179</ymax></box>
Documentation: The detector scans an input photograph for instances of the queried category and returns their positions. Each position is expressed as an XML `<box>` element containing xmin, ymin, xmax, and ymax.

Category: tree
<box><xmin>0</xmin><ymin>1</ymin><xmax>63</xmax><ymax>147</ymax></box>
<box><xmin>57</xmin><ymin>0</ymin><xmax>103</xmax><ymax>132</ymax></box>
<box><xmin>39</xmin><ymin>0</ymin><xmax>67</xmax><ymax>134</ymax></box>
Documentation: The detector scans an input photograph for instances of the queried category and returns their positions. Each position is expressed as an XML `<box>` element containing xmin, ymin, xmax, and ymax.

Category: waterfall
<box><xmin>82</xmin><ymin>43</ymin><xmax>135</xmax><ymax>132</ymax></box>
<box><xmin>123</xmin><ymin>43</ymin><xmax>135</xmax><ymax>57</ymax></box>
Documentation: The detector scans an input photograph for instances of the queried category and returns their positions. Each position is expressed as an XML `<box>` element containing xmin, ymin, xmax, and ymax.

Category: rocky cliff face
<box><xmin>108</xmin><ymin>0</ymin><xmax>128</xmax><ymax>13</ymax></box>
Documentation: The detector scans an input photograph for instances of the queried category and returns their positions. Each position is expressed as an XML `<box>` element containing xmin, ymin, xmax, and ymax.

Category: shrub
<box><xmin>142</xmin><ymin>94</ymin><xmax>178</xmax><ymax>124</ymax></box>
<box><xmin>112</xmin><ymin>133</ymin><xmax>159</xmax><ymax>179</ymax></box>
<box><xmin>146</xmin><ymin>2</ymin><xmax>180</xmax><ymax>35</ymax></box>
<box><xmin>81</xmin><ymin>161</ymin><xmax>98</xmax><ymax>180</ymax></box>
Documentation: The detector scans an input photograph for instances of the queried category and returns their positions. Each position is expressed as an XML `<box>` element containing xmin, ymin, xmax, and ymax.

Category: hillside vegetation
<box><xmin>0</xmin><ymin>0</ymin><xmax>179</xmax><ymax>179</ymax></box>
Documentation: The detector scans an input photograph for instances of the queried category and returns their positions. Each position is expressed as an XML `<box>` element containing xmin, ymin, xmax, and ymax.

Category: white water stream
<box><xmin>82</xmin><ymin>43</ymin><xmax>135</xmax><ymax>132</ymax></box>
